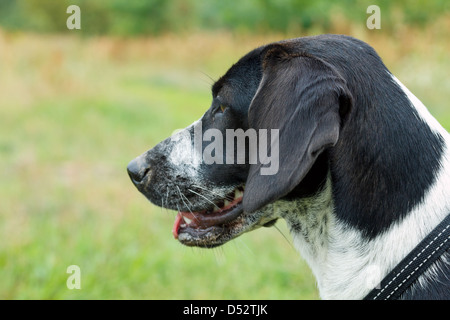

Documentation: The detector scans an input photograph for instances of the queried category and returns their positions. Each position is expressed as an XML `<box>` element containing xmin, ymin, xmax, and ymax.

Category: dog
<box><xmin>127</xmin><ymin>34</ymin><xmax>450</xmax><ymax>299</ymax></box>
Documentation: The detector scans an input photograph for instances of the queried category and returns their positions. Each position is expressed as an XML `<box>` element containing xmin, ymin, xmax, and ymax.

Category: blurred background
<box><xmin>0</xmin><ymin>0</ymin><xmax>449</xmax><ymax>299</ymax></box>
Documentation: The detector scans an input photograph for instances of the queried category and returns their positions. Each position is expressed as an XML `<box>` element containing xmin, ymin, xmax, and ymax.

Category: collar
<box><xmin>364</xmin><ymin>213</ymin><xmax>450</xmax><ymax>300</ymax></box>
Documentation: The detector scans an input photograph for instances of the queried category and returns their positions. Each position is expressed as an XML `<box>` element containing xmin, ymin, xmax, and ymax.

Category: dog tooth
<box><xmin>183</xmin><ymin>216</ymin><xmax>192</xmax><ymax>225</ymax></box>
<box><xmin>223</xmin><ymin>199</ymin><xmax>231</xmax><ymax>207</ymax></box>
<box><xmin>235</xmin><ymin>189</ymin><xmax>243</xmax><ymax>198</ymax></box>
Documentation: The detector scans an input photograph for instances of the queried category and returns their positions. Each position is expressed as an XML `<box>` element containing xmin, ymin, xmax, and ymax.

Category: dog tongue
<box><xmin>172</xmin><ymin>213</ymin><xmax>183</xmax><ymax>239</ymax></box>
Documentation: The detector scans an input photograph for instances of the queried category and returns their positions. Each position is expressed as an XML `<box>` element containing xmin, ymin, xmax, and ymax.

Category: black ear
<box><xmin>243</xmin><ymin>45</ymin><xmax>353</xmax><ymax>213</ymax></box>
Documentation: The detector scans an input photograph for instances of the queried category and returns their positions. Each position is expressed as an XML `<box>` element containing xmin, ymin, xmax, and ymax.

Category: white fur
<box><xmin>281</xmin><ymin>76</ymin><xmax>450</xmax><ymax>299</ymax></box>
<box><xmin>391</xmin><ymin>75</ymin><xmax>449</xmax><ymax>138</ymax></box>
<box><xmin>168</xmin><ymin>119</ymin><xmax>203</xmax><ymax>178</ymax></box>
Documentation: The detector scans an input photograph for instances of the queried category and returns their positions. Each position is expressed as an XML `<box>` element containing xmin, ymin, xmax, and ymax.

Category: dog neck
<box><xmin>280</xmin><ymin>141</ymin><xmax>450</xmax><ymax>299</ymax></box>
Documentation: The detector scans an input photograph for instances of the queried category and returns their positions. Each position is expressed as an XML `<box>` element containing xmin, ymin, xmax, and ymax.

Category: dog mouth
<box><xmin>172</xmin><ymin>186</ymin><xmax>245</xmax><ymax>246</ymax></box>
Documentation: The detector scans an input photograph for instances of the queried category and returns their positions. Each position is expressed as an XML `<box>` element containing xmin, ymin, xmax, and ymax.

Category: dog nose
<box><xmin>127</xmin><ymin>159</ymin><xmax>149</xmax><ymax>184</ymax></box>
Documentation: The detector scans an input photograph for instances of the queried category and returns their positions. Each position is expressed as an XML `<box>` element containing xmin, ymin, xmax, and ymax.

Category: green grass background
<box><xmin>0</xmin><ymin>24</ymin><xmax>449</xmax><ymax>299</ymax></box>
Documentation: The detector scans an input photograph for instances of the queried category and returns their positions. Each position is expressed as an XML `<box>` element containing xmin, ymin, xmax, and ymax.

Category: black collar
<box><xmin>364</xmin><ymin>213</ymin><xmax>450</xmax><ymax>300</ymax></box>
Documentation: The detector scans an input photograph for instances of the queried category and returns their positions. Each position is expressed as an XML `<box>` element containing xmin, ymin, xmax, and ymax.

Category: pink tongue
<box><xmin>172</xmin><ymin>213</ymin><xmax>183</xmax><ymax>239</ymax></box>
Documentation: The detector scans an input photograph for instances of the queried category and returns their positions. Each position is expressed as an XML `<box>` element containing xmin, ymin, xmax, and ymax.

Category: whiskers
<box><xmin>199</xmin><ymin>71</ymin><xmax>216</xmax><ymax>86</ymax></box>
<box><xmin>187</xmin><ymin>188</ymin><xmax>221</xmax><ymax>211</ymax></box>
<box><xmin>160</xmin><ymin>186</ymin><xmax>169</xmax><ymax>211</ymax></box>
<box><xmin>191</xmin><ymin>184</ymin><xmax>235</xmax><ymax>202</ymax></box>
<box><xmin>176</xmin><ymin>186</ymin><xmax>200</xmax><ymax>222</ymax></box>
<box><xmin>273</xmin><ymin>223</ymin><xmax>294</xmax><ymax>249</ymax></box>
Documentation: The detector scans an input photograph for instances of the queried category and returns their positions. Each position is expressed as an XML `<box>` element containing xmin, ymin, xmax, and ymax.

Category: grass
<box><xmin>0</xmin><ymin>22</ymin><xmax>449</xmax><ymax>299</ymax></box>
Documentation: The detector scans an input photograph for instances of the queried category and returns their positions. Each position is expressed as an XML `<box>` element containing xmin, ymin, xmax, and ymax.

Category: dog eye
<box><xmin>216</xmin><ymin>104</ymin><xmax>227</xmax><ymax>114</ymax></box>
<box><xmin>212</xmin><ymin>103</ymin><xmax>229</xmax><ymax>121</ymax></box>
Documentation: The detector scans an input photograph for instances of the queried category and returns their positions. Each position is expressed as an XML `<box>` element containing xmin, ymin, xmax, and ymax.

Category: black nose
<box><xmin>127</xmin><ymin>159</ymin><xmax>149</xmax><ymax>184</ymax></box>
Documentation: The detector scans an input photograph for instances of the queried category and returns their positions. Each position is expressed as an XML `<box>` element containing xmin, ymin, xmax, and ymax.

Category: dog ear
<box><xmin>243</xmin><ymin>45</ymin><xmax>353</xmax><ymax>213</ymax></box>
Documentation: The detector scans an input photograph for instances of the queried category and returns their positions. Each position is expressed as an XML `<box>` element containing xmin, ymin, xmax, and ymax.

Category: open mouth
<box><xmin>172</xmin><ymin>186</ymin><xmax>245</xmax><ymax>244</ymax></box>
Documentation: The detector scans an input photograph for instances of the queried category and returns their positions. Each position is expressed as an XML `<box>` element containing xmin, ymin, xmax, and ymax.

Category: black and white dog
<box><xmin>127</xmin><ymin>35</ymin><xmax>450</xmax><ymax>299</ymax></box>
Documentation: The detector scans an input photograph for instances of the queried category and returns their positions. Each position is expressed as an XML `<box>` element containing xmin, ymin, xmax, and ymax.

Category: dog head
<box><xmin>127</xmin><ymin>36</ymin><xmax>353</xmax><ymax>247</ymax></box>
